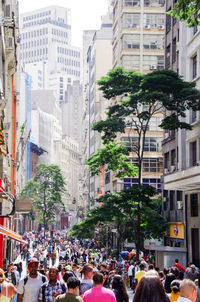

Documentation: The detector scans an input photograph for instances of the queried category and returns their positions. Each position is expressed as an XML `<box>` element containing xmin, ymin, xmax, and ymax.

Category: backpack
<box><xmin>24</xmin><ymin>274</ymin><xmax>46</xmax><ymax>286</ymax></box>
<box><xmin>41</xmin><ymin>282</ymin><xmax>66</xmax><ymax>302</ymax></box>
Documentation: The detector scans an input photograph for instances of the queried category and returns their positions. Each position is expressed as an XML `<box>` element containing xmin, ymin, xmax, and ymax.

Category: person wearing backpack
<box><xmin>17</xmin><ymin>258</ymin><xmax>47</xmax><ymax>302</ymax></box>
<box><xmin>38</xmin><ymin>267</ymin><xmax>67</xmax><ymax>302</ymax></box>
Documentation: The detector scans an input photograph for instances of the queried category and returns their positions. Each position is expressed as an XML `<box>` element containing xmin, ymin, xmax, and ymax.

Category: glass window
<box><xmin>144</xmin><ymin>0</ymin><xmax>165</xmax><ymax>7</ymax></box>
<box><xmin>143</xmin><ymin>34</ymin><xmax>164</xmax><ymax>50</ymax></box>
<box><xmin>192</xmin><ymin>55</ymin><xmax>197</xmax><ymax>79</ymax></box>
<box><xmin>144</xmin><ymin>137</ymin><xmax>162</xmax><ymax>152</ymax></box>
<box><xmin>124</xmin><ymin>0</ymin><xmax>140</xmax><ymax>6</ymax></box>
<box><xmin>122</xmin><ymin>55</ymin><xmax>140</xmax><ymax>70</ymax></box>
<box><xmin>191</xmin><ymin>194</ymin><xmax>198</xmax><ymax>217</ymax></box>
<box><xmin>122</xmin><ymin>13</ymin><xmax>140</xmax><ymax>28</ymax></box>
<box><xmin>122</xmin><ymin>34</ymin><xmax>140</xmax><ymax>50</ymax></box>
<box><xmin>143</xmin><ymin>14</ymin><xmax>165</xmax><ymax>29</ymax></box>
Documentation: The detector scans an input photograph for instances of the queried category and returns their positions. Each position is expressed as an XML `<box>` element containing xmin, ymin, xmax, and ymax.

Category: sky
<box><xmin>19</xmin><ymin>0</ymin><xmax>109</xmax><ymax>47</ymax></box>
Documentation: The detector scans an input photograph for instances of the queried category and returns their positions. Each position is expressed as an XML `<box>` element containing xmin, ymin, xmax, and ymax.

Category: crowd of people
<box><xmin>0</xmin><ymin>232</ymin><xmax>200</xmax><ymax>302</ymax></box>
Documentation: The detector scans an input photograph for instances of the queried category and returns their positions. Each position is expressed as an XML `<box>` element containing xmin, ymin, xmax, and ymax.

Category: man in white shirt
<box><xmin>17</xmin><ymin>258</ymin><xmax>47</xmax><ymax>302</ymax></box>
<box><xmin>177</xmin><ymin>279</ymin><xmax>197</xmax><ymax>302</ymax></box>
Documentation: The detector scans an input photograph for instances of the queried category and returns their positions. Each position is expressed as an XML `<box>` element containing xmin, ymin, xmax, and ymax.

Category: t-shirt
<box><xmin>82</xmin><ymin>287</ymin><xmax>116</xmax><ymax>302</ymax></box>
<box><xmin>55</xmin><ymin>293</ymin><xmax>83</xmax><ymax>302</ymax></box>
<box><xmin>17</xmin><ymin>274</ymin><xmax>46</xmax><ymax>302</ymax></box>
<box><xmin>79</xmin><ymin>279</ymin><xmax>93</xmax><ymax>296</ymax></box>
<box><xmin>135</xmin><ymin>270</ymin><xmax>146</xmax><ymax>283</ymax></box>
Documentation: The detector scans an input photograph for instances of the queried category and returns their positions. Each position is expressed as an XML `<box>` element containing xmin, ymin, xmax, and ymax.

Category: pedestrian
<box><xmin>38</xmin><ymin>267</ymin><xmax>67</xmax><ymax>302</ymax></box>
<box><xmin>172</xmin><ymin>259</ymin><xmax>185</xmax><ymax>273</ymax></box>
<box><xmin>111</xmin><ymin>274</ymin><xmax>129</xmax><ymax>302</ymax></box>
<box><xmin>133</xmin><ymin>274</ymin><xmax>168</xmax><ymax>302</ymax></box>
<box><xmin>55</xmin><ymin>277</ymin><xmax>82</xmax><ymax>302</ymax></box>
<box><xmin>177</xmin><ymin>279</ymin><xmax>197</xmax><ymax>302</ymax></box>
<box><xmin>5</xmin><ymin>264</ymin><xmax>17</xmax><ymax>287</ymax></box>
<box><xmin>128</xmin><ymin>262</ymin><xmax>135</xmax><ymax>290</ymax></box>
<box><xmin>135</xmin><ymin>262</ymin><xmax>146</xmax><ymax>286</ymax></box>
<box><xmin>164</xmin><ymin>272</ymin><xmax>176</xmax><ymax>294</ymax></box>
<box><xmin>0</xmin><ymin>268</ymin><xmax>17</xmax><ymax>302</ymax></box>
<box><xmin>187</xmin><ymin>264</ymin><xmax>200</xmax><ymax>281</ymax></box>
<box><xmin>79</xmin><ymin>265</ymin><xmax>93</xmax><ymax>296</ymax></box>
<box><xmin>100</xmin><ymin>263</ymin><xmax>110</xmax><ymax>288</ymax></box>
<box><xmin>17</xmin><ymin>258</ymin><xmax>47</xmax><ymax>302</ymax></box>
<box><xmin>168</xmin><ymin>280</ymin><xmax>181</xmax><ymax>302</ymax></box>
<box><xmin>82</xmin><ymin>272</ymin><xmax>116</xmax><ymax>302</ymax></box>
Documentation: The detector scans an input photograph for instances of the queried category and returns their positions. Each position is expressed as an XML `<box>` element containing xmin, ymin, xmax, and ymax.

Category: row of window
<box><xmin>124</xmin><ymin>0</ymin><xmax>165</xmax><ymax>7</ymax></box>
<box><xmin>23</xmin><ymin>10</ymin><xmax>51</xmax><ymax>22</ymax></box>
<box><xmin>21</xmin><ymin>48</ymin><xmax>48</xmax><ymax>59</ymax></box>
<box><xmin>21</xmin><ymin>39</ymin><xmax>48</xmax><ymax>49</ymax></box>
<box><xmin>23</xmin><ymin>19</ymin><xmax>70</xmax><ymax>29</ymax></box>
<box><xmin>122</xmin><ymin>13</ymin><xmax>165</xmax><ymax>29</ymax></box>
<box><xmin>122</xmin><ymin>55</ymin><xmax>164</xmax><ymax>71</ymax></box>
<box><xmin>131</xmin><ymin>157</ymin><xmax>163</xmax><ymax>173</ymax></box>
<box><xmin>124</xmin><ymin>177</ymin><xmax>162</xmax><ymax>193</ymax></box>
<box><xmin>57</xmin><ymin>57</ymin><xmax>80</xmax><ymax>69</ymax></box>
<box><xmin>21</xmin><ymin>28</ymin><xmax>48</xmax><ymax>39</ymax></box>
<box><xmin>57</xmin><ymin>47</ymin><xmax>80</xmax><ymax>58</ymax></box>
<box><xmin>122</xmin><ymin>34</ymin><xmax>164</xmax><ymax>50</ymax></box>
<box><xmin>122</xmin><ymin>137</ymin><xmax>162</xmax><ymax>152</ymax></box>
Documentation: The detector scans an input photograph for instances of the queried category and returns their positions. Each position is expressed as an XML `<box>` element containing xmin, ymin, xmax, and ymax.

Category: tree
<box><xmin>168</xmin><ymin>0</ymin><xmax>200</xmax><ymax>27</ymax></box>
<box><xmin>20</xmin><ymin>163</ymin><xmax>66</xmax><ymax>236</ymax></box>
<box><xmin>87</xmin><ymin>68</ymin><xmax>200</xmax><ymax>259</ymax></box>
<box><xmin>69</xmin><ymin>186</ymin><xmax>167</xmax><ymax>254</ymax></box>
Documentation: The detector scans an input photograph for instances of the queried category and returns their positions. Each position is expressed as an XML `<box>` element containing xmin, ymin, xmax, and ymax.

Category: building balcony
<box><xmin>164</xmin><ymin>164</ymin><xmax>200</xmax><ymax>191</ymax></box>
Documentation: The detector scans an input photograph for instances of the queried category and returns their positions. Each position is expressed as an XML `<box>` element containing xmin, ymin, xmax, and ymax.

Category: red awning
<box><xmin>0</xmin><ymin>225</ymin><xmax>27</xmax><ymax>244</ymax></box>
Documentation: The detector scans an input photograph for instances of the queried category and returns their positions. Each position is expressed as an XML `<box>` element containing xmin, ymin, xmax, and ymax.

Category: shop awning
<box><xmin>0</xmin><ymin>225</ymin><xmax>27</xmax><ymax>244</ymax></box>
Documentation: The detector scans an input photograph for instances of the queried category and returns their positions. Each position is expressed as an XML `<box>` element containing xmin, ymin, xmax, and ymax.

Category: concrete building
<box><xmin>87</xmin><ymin>12</ymin><xmax>113</xmax><ymax>206</ymax></box>
<box><xmin>20</xmin><ymin>6</ymin><xmax>82</xmax><ymax>102</ymax></box>
<box><xmin>107</xmin><ymin>0</ymin><xmax>165</xmax><ymax>195</ymax></box>
<box><xmin>162</xmin><ymin>0</ymin><xmax>200</xmax><ymax>267</ymax></box>
<box><xmin>112</xmin><ymin>0</ymin><xmax>165</xmax><ymax>72</ymax></box>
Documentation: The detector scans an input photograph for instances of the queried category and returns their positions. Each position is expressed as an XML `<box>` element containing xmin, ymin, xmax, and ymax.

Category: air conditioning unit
<box><xmin>150</xmin><ymin>65</ymin><xmax>157</xmax><ymax>70</ymax></box>
<box><xmin>164</xmin><ymin>168</ymin><xmax>168</xmax><ymax>174</ymax></box>
<box><xmin>144</xmin><ymin>25</ymin><xmax>151</xmax><ymax>29</ymax></box>
<box><xmin>170</xmin><ymin>165</ymin><xmax>176</xmax><ymax>172</ymax></box>
<box><xmin>177</xmin><ymin>200</ymin><xmax>183</xmax><ymax>210</ymax></box>
<box><xmin>5</xmin><ymin>4</ymin><xmax>12</xmax><ymax>19</ymax></box>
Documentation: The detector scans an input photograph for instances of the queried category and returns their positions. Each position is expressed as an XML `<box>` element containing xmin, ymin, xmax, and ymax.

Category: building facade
<box><xmin>163</xmin><ymin>0</ymin><xmax>200</xmax><ymax>266</ymax></box>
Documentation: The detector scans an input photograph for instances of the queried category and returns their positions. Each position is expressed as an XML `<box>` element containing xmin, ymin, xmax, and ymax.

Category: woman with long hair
<box><xmin>133</xmin><ymin>274</ymin><xmax>169</xmax><ymax>302</ymax></box>
<box><xmin>112</xmin><ymin>274</ymin><xmax>129</xmax><ymax>302</ymax></box>
<box><xmin>0</xmin><ymin>268</ymin><xmax>17</xmax><ymax>302</ymax></box>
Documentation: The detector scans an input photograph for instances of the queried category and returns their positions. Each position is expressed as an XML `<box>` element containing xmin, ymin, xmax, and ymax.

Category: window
<box><xmin>122</xmin><ymin>55</ymin><xmax>140</xmax><ymax>70</ymax></box>
<box><xmin>122</xmin><ymin>34</ymin><xmax>140</xmax><ymax>49</ymax></box>
<box><xmin>143</xmin><ymin>35</ymin><xmax>164</xmax><ymax>50</ymax></box>
<box><xmin>124</xmin><ymin>0</ymin><xmax>140</xmax><ymax>6</ymax></box>
<box><xmin>192</xmin><ymin>55</ymin><xmax>197</xmax><ymax>79</ymax></box>
<box><xmin>166</xmin><ymin>9</ymin><xmax>172</xmax><ymax>33</ymax></box>
<box><xmin>122</xmin><ymin>13</ymin><xmax>140</xmax><ymax>28</ymax></box>
<box><xmin>172</xmin><ymin>38</ymin><xmax>176</xmax><ymax>63</ymax></box>
<box><xmin>143</xmin><ymin>14</ymin><xmax>165</xmax><ymax>29</ymax></box>
<box><xmin>190</xmin><ymin>141</ymin><xmax>197</xmax><ymax>166</ymax></box>
<box><xmin>190</xmin><ymin>194</ymin><xmax>198</xmax><ymax>217</ymax></box>
<box><xmin>144</xmin><ymin>137</ymin><xmax>162</xmax><ymax>152</ymax></box>
<box><xmin>171</xmin><ymin>149</ymin><xmax>176</xmax><ymax>166</ymax></box>
<box><xmin>164</xmin><ymin>152</ymin><xmax>170</xmax><ymax>169</ymax></box>
<box><xmin>143</xmin><ymin>158</ymin><xmax>163</xmax><ymax>173</ymax></box>
<box><xmin>170</xmin><ymin>190</ymin><xmax>175</xmax><ymax>210</ymax></box>
<box><xmin>191</xmin><ymin>110</ymin><xmax>197</xmax><ymax>123</ymax></box>
<box><xmin>166</xmin><ymin>44</ymin><xmax>171</xmax><ymax>69</ymax></box>
<box><xmin>144</xmin><ymin>0</ymin><xmax>165</xmax><ymax>6</ymax></box>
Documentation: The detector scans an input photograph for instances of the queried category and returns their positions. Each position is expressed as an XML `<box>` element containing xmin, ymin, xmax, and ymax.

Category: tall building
<box><xmin>87</xmin><ymin>12</ymin><xmax>113</xmax><ymax>206</ymax></box>
<box><xmin>162</xmin><ymin>0</ymin><xmax>200</xmax><ymax>267</ymax></box>
<box><xmin>20</xmin><ymin>6</ymin><xmax>82</xmax><ymax>100</ymax></box>
<box><xmin>109</xmin><ymin>0</ymin><xmax>165</xmax><ymax>195</ymax></box>
<box><xmin>112</xmin><ymin>0</ymin><xmax>165</xmax><ymax>72</ymax></box>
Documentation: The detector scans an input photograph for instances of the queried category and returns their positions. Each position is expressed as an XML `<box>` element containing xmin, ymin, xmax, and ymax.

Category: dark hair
<box><xmin>148</xmin><ymin>265</ymin><xmax>154</xmax><ymax>270</ymax></box>
<box><xmin>67</xmin><ymin>277</ymin><xmax>80</xmax><ymax>289</ymax></box>
<box><xmin>82</xmin><ymin>265</ymin><xmax>93</xmax><ymax>275</ymax></box>
<box><xmin>112</xmin><ymin>275</ymin><xmax>129</xmax><ymax>302</ymax></box>
<box><xmin>178</xmin><ymin>271</ymin><xmax>184</xmax><ymax>281</ymax></box>
<box><xmin>93</xmin><ymin>272</ymin><xmax>103</xmax><ymax>285</ymax></box>
<box><xmin>63</xmin><ymin>271</ymin><xmax>74</xmax><ymax>283</ymax></box>
<box><xmin>133</xmin><ymin>276</ymin><xmax>168</xmax><ymax>302</ymax></box>
<box><xmin>163</xmin><ymin>267</ymin><xmax>169</xmax><ymax>276</ymax></box>
<box><xmin>159</xmin><ymin>271</ymin><xmax>164</xmax><ymax>279</ymax></box>
<box><xmin>170</xmin><ymin>280</ymin><xmax>181</xmax><ymax>294</ymax></box>
<box><xmin>175</xmin><ymin>259</ymin><xmax>179</xmax><ymax>263</ymax></box>
<box><xmin>171</xmin><ymin>267</ymin><xmax>180</xmax><ymax>278</ymax></box>
<box><xmin>164</xmin><ymin>273</ymin><xmax>176</xmax><ymax>293</ymax></box>
<box><xmin>139</xmin><ymin>263</ymin><xmax>145</xmax><ymax>270</ymax></box>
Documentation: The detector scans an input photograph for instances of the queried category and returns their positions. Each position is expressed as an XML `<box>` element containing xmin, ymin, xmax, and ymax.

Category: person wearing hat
<box><xmin>187</xmin><ymin>264</ymin><xmax>199</xmax><ymax>281</ymax></box>
<box><xmin>17</xmin><ymin>258</ymin><xmax>47</xmax><ymax>302</ymax></box>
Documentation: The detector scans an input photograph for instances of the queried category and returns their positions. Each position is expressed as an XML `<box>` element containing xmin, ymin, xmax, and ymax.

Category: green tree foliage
<box><xmin>69</xmin><ymin>186</ymin><xmax>167</xmax><ymax>253</ymax></box>
<box><xmin>86</xmin><ymin>141</ymin><xmax>138</xmax><ymax>178</ymax></box>
<box><xmin>20</xmin><ymin>163</ymin><xmax>66</xmax><ymax>236</ymax></box>
<box><xmin>168</xmin><ymin>0</ymin><xmax>200</xmax><ymax>27</ymax></box>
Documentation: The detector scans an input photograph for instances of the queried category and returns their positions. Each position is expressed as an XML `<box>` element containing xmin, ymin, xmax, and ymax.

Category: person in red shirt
<box><xmin>172</xmin><ymin>259</ymin><xmax>185</xmax><ymax>273</ymax></box>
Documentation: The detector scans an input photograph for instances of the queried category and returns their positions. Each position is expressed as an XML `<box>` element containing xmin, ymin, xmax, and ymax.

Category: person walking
<box><xmin>0</xmin><ymin>268</ymin><xmax>17</xmax><ymax>302</ymax></box>
<box><xmin>111</xmin><ymin>274</ymin><xmax>129</xmax><ymax>302</ymax></box>
<box><xmin>177</xmin><ymin>279</ymin><xmax>197</xmax><ymax>302</ymax></box>
<box><xmin>79</xmin><ymin>265</ymin><xmax>93</xmax><ymax>296</ymax></box>
<box><xmin>82</xmin><ymin>272</ymin><xmax>116</xmax><ymax>302</ymax></box>
<box><xmin>168</xmin><ymin>280</ymin><xmax>181</xmax><ymax>302</ymax></box>
<box><xmin>17</xmin><ymin>258</ymin><xmax>47</xmax><ymax>302</ymax></box>
<box><xmin>55</xmin><ymin>277</ymin><xmax>82</xmax><ymax>302</ymax></box>
<box><xmin>38</xmin><ymin>267</ymin><xmax>66</xmax><ymax>302</ymax></box>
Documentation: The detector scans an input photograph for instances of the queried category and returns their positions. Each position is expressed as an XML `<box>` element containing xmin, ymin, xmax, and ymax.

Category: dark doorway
<box><xmin>191</xmin><ymin>228</ymin><xmax>199</xmax><ymax>266</ymax></box>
